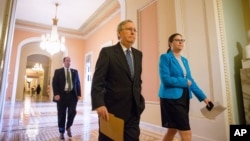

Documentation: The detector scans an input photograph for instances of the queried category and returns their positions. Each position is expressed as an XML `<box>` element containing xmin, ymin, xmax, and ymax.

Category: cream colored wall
<box><xmin>139</xmin><ymin>1</ymin><xmax>159</xmax><ymax>102</ymax></box>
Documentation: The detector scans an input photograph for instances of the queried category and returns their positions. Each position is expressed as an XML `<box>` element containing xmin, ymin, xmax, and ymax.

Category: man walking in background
<box><xmin>52</xmin><ymin>56</ymin><xmax>81</xmax><ymax>139</ymax></box>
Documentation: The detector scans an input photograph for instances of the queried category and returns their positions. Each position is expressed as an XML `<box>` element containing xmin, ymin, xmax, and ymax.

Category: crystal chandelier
<box><xmin>32</xmin><ymin>63</ymin><xmax>43</xmax><ymax>72</ymax></box>
<box><xmin>40</xmin><ymin>3</ymin><xmax>66</xmax><ymax>55</ymax></box>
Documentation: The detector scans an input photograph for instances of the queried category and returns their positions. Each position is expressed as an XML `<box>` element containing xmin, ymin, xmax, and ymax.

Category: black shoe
<box><xmin>60</xmin><ymin>133</ymin><xmax>64</xmax><ymax>140</ymax></box>
<box><xmin>67</xmin><ymin>128</ymin><xmax>72</xmax><ymax>137</ymax></box>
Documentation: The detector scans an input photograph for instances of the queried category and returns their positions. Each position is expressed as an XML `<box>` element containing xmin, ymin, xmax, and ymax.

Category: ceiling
<box><xmin>15</xmin><ymin>0</ymin><xmax>120</xmax><ymax>38</ymax></box>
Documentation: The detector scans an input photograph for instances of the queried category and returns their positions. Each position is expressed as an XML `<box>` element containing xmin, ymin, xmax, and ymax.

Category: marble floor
<box><xmin>0</xmin><ymin>94</ymin><xmax>167</xmax><ymax>141</ymax></box>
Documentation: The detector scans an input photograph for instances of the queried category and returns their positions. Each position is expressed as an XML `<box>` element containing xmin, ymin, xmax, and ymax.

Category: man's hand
<box><xmin>96</xmin><ymin>106</ymin><xmax>109</xmax><ymax>121</ymax></box>
<box><xmin>54</xmin><ymin>95</ymin><xmax>60</xmax><ymax>101</ymax></box>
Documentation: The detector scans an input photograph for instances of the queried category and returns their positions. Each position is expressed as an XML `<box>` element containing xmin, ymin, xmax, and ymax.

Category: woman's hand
<box><xmin>187</xmin><ymin>80</ymin><xmax>192</xmax><ymax>86</ymax></box>
<box><xmin>203</xmin><ymin>98</ymin><xmax>214</xmax><ymax>111</ymax></box>
<box><xmin>203</xmin><ymin>98</ymin><xmax>210</xmax><ymax>105</ymax></box>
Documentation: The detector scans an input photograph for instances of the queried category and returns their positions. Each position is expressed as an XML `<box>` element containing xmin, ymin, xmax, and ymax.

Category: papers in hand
<box><xmin>100</xmin><ymin>113</ymin><xmax>124</xmax><ymax>141</ymax></box>
<box><xmin>200</xmin><ymin>102</ymin><xmax>226</xmax><ymax>120</ymax></box>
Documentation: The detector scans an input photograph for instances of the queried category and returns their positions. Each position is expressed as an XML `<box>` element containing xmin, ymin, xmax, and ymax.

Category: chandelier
<box><xmin>32</xmin><ymin>63</ymin><xmax>43</xmax><ymax>72</ymax></box>
<box><xmin>40</xmin><ymin>3</ymin><xmax>66</xmax><ymax>55</ymax></box>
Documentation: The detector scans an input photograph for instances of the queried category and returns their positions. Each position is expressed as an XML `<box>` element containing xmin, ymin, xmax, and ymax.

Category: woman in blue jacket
<box><xmin>158</xmin><ymin>33</ymin><xmax>213</xmax><ymax>141</ymax></box>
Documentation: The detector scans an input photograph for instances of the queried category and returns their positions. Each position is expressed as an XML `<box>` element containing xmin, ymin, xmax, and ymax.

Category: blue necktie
<box><xmin>126</xmin><ymin>49</ymin><xmax>134</xmax><ymax>78</ymax></box>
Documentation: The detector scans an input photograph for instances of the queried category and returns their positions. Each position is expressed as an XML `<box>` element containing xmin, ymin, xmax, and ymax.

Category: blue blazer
<box><xmin>158</xmin><ymin>51</ymin><xmax>206</xmax><ymax>101</ymax></box>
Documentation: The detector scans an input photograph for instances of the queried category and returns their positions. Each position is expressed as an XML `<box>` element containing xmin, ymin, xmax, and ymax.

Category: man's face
<box><xmin>118</xmin><ymin>22</ymin><xmax>136</xmax><ymax>47</ymax></box>
<box><xmin>64</xmin><ymin>57</ymin><xmax>71</xmax><ymax>68</ymax></box>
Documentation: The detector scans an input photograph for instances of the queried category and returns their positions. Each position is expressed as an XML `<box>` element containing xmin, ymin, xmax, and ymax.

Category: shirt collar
<box><xmin>64</xmin><ymin>67</ymin><xmax>70</xmax><ymax>71</ymax></box>
<box><xmin>120</xmin><ymin>42</ymin><xmax>131</xmax><ymax>52</ymax></box>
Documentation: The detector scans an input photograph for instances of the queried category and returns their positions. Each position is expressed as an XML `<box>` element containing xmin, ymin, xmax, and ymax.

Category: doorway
<box><xmin>25</xmin><ymin>54</ymin><xmax>50</xmax><ymax>102</ymax></box>
<box><xmin>84</xmin><ymin>52</ymin><xmax>93</xmax><ymax>103</ymax></box>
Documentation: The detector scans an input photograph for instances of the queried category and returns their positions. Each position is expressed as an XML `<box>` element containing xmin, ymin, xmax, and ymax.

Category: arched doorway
<box><xmin>25</xmin><ymin>54</ymin><xmax>50</xmax><ymax>101</ymax></box>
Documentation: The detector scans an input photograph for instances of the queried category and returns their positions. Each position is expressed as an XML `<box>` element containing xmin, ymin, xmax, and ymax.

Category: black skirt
<box><xmin>160</xmin><ymin>88</ymin><xmax>190</xmax><ymax>130</ymax></box>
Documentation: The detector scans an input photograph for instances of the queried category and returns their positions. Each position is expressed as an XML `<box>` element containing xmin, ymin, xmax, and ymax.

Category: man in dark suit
<box><xmin>91</xmin><ymin>19</ymin><xmax>145</xmax><ymax>141</ymax></box>
<box><xmin>52</xmin><ymin>57</ymin><xmax>81</xmax><ymax>139</ymax></box>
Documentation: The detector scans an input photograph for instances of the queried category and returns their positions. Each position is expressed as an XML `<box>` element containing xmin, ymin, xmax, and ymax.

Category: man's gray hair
<box><xmin>117</xmin><ymin>19</ymin><xmax>134</xmax><ymax>39</ymax></box>
<box><xmin>117</xmin><ymin>19</ymin><xmax>134</xmax><ymax>32</ymax></box>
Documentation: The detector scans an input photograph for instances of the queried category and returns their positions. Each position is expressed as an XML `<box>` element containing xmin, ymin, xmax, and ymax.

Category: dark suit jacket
<box><xmin>91</xmin><ymin>42</ymin><xmax>145</xmax><ymax>120</ymax></box>
<box><xmin>52</xmin><ymin>67</ymin><xmax>81</xmax><ymax>102</ymax></box>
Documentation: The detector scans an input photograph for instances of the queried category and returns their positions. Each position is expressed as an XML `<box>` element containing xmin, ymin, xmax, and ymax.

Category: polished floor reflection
<box><xmin>0</xmin><ymin>93</ymin><xmax>165</xmax><ymax>141</ymax></box>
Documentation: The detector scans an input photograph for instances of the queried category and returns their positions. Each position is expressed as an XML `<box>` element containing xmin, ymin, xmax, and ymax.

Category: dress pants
<box><xmin>57</xmin><ymin>91</ymin><xmax>77</xmax><ymax>133</ymax></box>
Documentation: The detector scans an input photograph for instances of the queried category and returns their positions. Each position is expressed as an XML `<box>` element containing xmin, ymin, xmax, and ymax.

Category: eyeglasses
<box><xmin>174</xmin><ymin>39</ymin><xmax>185</xmax><ymax>42</ymax></box>
<box><xmin>122</xmin><ymin>28</ymin><xmax>137</xmax><ymax>32</ymax></box>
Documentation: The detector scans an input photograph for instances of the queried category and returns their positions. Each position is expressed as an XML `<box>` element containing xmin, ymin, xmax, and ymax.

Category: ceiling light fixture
<box><xmin>40</xmin><ymin>3</ymin><xmax>66</xmax><ymax>55</ymax></box>
<box><xmin>32</xmin><ymin>63</ymin><xmax>43</xmax><ymax>72</ymax></box>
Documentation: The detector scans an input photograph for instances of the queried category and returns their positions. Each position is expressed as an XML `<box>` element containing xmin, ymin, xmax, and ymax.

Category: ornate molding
<box><xmin>215</xmin><ymin>0</ymin><xmax>234</xmax><ymax>124</ymax></box>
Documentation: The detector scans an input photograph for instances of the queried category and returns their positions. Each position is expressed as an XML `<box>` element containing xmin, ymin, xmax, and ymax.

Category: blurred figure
<box><xmin>36</xmin><ymin>84</ymin><xmax>41</xmax><ymax>95</ymax></box>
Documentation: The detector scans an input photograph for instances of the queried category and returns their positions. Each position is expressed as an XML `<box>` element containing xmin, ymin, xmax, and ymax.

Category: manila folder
<box><xmin>100</xmin><ymin>113</ymin><xmax>124</xmax><ymax>141</ymax></box>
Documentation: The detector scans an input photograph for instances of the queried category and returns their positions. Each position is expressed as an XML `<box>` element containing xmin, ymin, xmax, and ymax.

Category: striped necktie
<box><xmin>67</xmin><ymin>68</ymin><xmax>71</xmax><ymax>91</ymax></box>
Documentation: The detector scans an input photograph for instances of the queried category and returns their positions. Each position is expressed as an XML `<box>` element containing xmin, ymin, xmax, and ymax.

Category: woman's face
<box><xmin>170</xmin><ymin>35</ymin><xmax>185</xmax><ymax>52</ymax></box>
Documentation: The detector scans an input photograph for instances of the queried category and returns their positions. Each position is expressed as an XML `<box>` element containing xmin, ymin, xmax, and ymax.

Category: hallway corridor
<box><xmin>0</xmin><ymin>94</ymin><xmax>164</xmax><ymax>141</ymax></box>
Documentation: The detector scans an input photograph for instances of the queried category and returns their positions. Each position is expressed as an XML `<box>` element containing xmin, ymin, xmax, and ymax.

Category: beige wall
<box><xmin>83</xmin><ymin>12</ymin><xmax>120</xmax><ymax>102</ymax></box>
<box><xmin>85</xmin><ymin>13</ymin><xmax>120</xmax><ymax>76</ymax></box>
